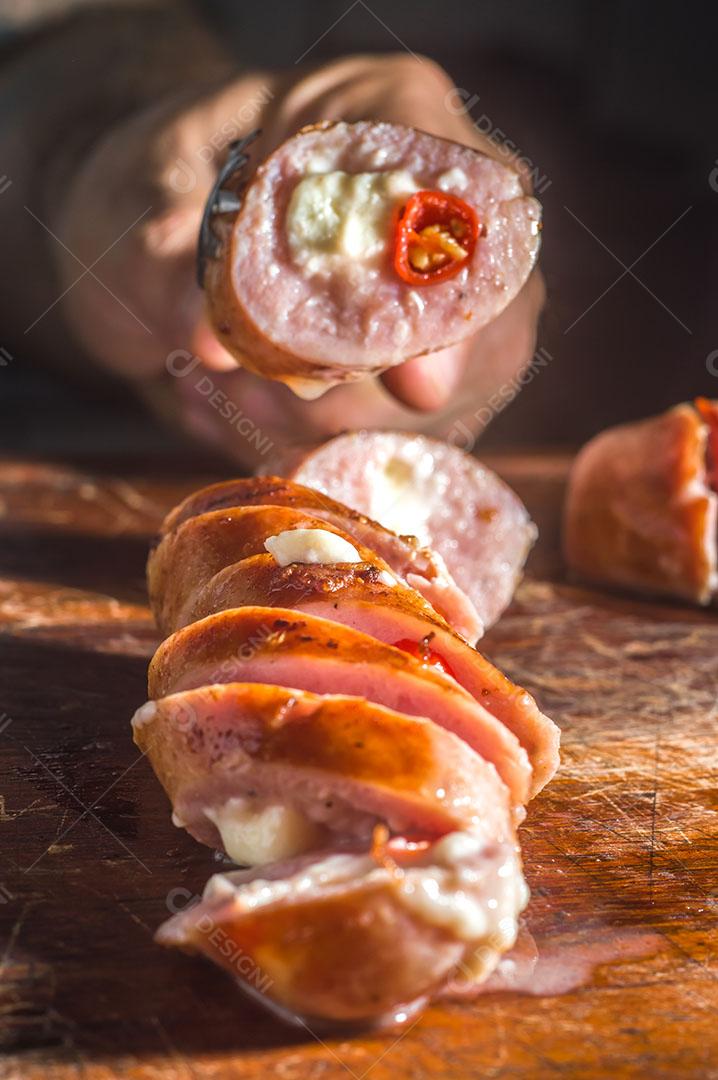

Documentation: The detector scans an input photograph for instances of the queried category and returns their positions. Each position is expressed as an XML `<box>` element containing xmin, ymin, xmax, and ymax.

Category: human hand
<box><xmin>55</xmin><ymin>54</ymin><xmax>544</xmax><ymax>464</ymax></box>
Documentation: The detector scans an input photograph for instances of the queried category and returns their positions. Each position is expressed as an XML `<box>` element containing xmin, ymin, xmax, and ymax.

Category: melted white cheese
<box><xmin>394</xmin><ymin>832</ymin><xmax>526</xmax><ymax>943</ymax></box>
<box><xmin>431</xmin><ymin>831</ymin><xmax>484</xmax><ymax>863</ymax></box>
<box><xmin>200</xmin><ymin>829</ymin><xmax>528</xmax><ymax>953</ymax></box>
<box><xmin>131</xmin><ymin>700</ymin><xmax>157</xmax><ymax>730</ymax></box>
<box><xmin>367</xmin><ymin>442</ymin><xmax>438</xmax><ymax>543</ymax></box>
<box><xmin>204</xmin><ymin>799</ymin><xmax>323</xmax><ymax>867</ymax></box>
<box><xmin>203</xmin><ymin>853</ymin><xmax>371</xmax><ymax>908</ymax></box>
<box><xmin>264</xmin><ymin>528</ymin><xmax>362</xmax><ymax>567</ymax></box>
<box><xmin>437</xmin><ymin>167</ymin><xmax>469</xmax><ymax>193</ymax></box>
<box><xmin>285</xmin><ymin>169</ymin><xmax>418</xmax><ymax>270</ymax></box>
<box><xmin>398</xmin><ymin>874</ymin><xmax>489</xmax><ymax>940</ymax></box>
<box><xmin>202</xmin><ymin>873</ymin><xmax>238</xmax><ymax>902</ymax></box>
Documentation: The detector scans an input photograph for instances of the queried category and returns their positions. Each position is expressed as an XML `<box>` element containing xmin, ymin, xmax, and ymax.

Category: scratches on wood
<box><xmin>648</xmin><ymin>729</ymin><xmax>661</xmax><ymax>893</ymax></box>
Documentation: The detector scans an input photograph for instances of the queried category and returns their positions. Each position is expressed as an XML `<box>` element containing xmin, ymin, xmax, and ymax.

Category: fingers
<box><xmin>380</xmin><ymin>343</ymin><xmax>469</xmax><ymax>411</ymax></box>
<box><xmin>381</xmin><ymin>268</ymin><xmax>544</xmax><ymax>414</ymax></box>
<box><xmin>164</xmin><ymin>57</ymin><xmax>539</xmax><ymax>423</ymax></box>
<box><xmin>270</xmin><ymin>54</ymin><xmax>530</xmax><ymax>189</ymax></box>
<box><xmin>193</xmin><ymin>56</ymin><xmax>535</xmax><ymax>414</ymax></box>
<box><xmin>56</xmin><ymin>55</ymin><xmax>538</xmax><ymax>435</ymax></box>
<box><xmin>189</xmin><ymin>314</ymin><xmax>238</xmax><ymax>372</ymax></box>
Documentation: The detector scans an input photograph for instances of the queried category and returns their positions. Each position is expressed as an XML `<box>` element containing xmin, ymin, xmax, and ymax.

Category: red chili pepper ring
<box><xmin>392</xmin><ymin>637</ymin><xmax>456</xmax><ymax>679</ymax></box>
<box><xmin>392</xmin><ymin>190</ymin><xmax>480</xmax><ymax>286</ymax></box>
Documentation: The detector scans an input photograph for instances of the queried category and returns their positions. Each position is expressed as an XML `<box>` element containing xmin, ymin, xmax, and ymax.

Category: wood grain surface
<box><xmin>0</xmin><ymin>454</ymin><xmax>715</xmax><ymax>1079</ymax></box>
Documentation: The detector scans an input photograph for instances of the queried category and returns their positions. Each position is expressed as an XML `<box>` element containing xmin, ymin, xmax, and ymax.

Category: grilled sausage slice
<box><xmin>156</xmin><ymin>831</ymin><xmax>528</xmax><ymax>1025</ymax></box>
<box><xmin>184</xmin><ymin>561</ymin><xmax>559</xmax><ymax>796</ymax></box>
<box><xmin>132</xmin><ymin>683</ymin><xmax>512</xmax><ymax>864</ymax></box>
<box><xmin>148</xmin><ymin>606</ymin><xmax>532</xmax><ymax>807</ymax></box>
<box><xmin>160</xmin><ymin>476</ymin><xmax>483</xmax><ymax>641</ymax></box>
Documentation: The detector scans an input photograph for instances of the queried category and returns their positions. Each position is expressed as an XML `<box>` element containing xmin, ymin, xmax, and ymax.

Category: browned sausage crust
<box><xmin>134</xmin><ymin>471</ymin><xmax>557</xmax><ymax>1023</ymax></box>
<box><xmin>564</xmin><ymin>401</ymin><xmax>718</xmax><ymax>604</ymax></box>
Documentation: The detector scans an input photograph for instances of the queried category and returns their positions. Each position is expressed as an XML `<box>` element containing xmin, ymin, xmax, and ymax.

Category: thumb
<box><xmin>379</xmin><ymin>342</ymin><xmax>469</xmax><ymax>411</ymax></box>
<box><xmin>189</xmin><ymin>313</ymin><xmax>240</xmax><ymax>372</ymax></box>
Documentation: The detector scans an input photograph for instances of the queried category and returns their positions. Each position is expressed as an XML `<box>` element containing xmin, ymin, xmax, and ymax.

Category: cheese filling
<box><xmin>436</xmin><ymin>167</ymin><xmax>469</xmax><ymax>193</ymax></box>
<box><xmin>285</xmin><ymin>169</ymin><xmax>419</xmax><ymax>271</ymax></box>
<box><xmin>202</xmin><ymin>831</ymin><xmax>528</xmax><ymax>948</ymax></box>
<box><xmin>204</xmin><ymin>799</ymin><xmax>323</xmax><ymax>867</ymax></box>
<box><xmin>264</xmin><ymin>527</ymin><xmax>362</xmax><ymax>566</ymax></box>
<box><xmin>365</xmin><ymin>440</ymin><xmax>440</xmax><ymax>543</ymax></box>
<box><xmin>394</xmin><ymin>833</ymin><xmax>528</xmax><ymax>946</ymax></box>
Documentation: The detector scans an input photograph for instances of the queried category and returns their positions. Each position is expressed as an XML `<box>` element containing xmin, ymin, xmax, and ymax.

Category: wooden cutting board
<box><xmin>0</xmin><ymin>453</ymin><xmax>715</xmax><ymax>1080</ymax></box>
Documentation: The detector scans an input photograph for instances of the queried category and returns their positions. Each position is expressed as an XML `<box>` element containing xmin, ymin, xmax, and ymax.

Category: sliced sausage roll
<box><xmin>180</xmin><ymin>562</ymin><xmax>557</xmax><ymax>797</ymax></box>
<box><xmin>159</xmin><ymin>476</ymin><xmax>483</xmax><ymax>642</ymax></box>
<box><xmin>148</xmin><ymin>504</ymin><xmax>395</xmax><ymax>637</ymax></box>
<box><xmin>150</xmin><ymin>489</ymin><xmax>558</xmax><ymax>795</ymax></box>
<box><xmin>147</xmin><ymin>607</ymin><xmax>533</xmax><ymax>807</ymax></box>
<box><xmin>132</xmin><ymin>683</ymin><xmax>512</xmax><ymax>862</ymax></box>
<box><xmin>135</xmin><ymin>472</ymin><xmax>557</xmax><ymax>1025</ymax></box>
<box><xmin>203</xmin><ymin>121</ymin><xmax>541</xmax><ymax>397</ymax></box>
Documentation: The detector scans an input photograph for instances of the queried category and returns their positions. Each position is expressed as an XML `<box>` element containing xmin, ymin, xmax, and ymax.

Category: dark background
<box><xmin>3</xmin><ymin>0</ymin><xmax>718</xmax><ymax>457</ymax></box>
